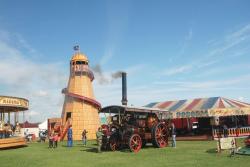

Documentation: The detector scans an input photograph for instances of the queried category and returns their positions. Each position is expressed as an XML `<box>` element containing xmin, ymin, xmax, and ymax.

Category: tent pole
<box><xmin>14</xmin><ymin>111</ymin><xmax>17</xmax><ymax>125</ymax></box>
<box><xmin>23</xmin><ymin>111</ymin><xmax>25</xmax><ymax>129</ymax></box>
<box><xmin>235</xmin><ymin>116</ymin><xmax>238</xmax><ymax>128</ymax></box>
<box><xmin>8</xmin><ymin>112</ymin><xmax>10</xmax><ymax>123</ymax></box>
<box><xmin>187</xmin><ymin>118</ymin><xmax>190</xmax><ymax>132</ymax></box>
<box><xmin>3</xmin><ymin>108</ymin><xmax>5</xmax><ymax>123</ymax></box>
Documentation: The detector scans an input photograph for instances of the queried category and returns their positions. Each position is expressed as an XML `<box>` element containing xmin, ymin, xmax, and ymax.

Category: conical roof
<box><xmin>71</xmin><ymin>52</ymin><xmax>88</xmax><ymax>62</ymax></box>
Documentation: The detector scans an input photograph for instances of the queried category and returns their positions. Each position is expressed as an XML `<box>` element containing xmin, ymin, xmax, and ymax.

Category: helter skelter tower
<box><xmin>61</xmin><ymin>46</ymin><xmax>101</xmax><ymax>140</ymax></box>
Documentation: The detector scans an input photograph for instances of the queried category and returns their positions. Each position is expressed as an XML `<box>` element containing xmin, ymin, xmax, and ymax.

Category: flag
<box><xmin>73</xmin><ymin>45</ymin><xmax>79</xmax><ymax>51</ymax></box>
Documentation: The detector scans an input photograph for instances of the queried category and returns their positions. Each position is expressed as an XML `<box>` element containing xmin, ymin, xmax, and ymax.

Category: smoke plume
<box><xmin>92</xmin><ymin>64</ymin><xmax>123</xmax><ymax>84</ymax></box>
<box><xmin>111</xmin><ymin>71</ymin><xmax>123</xmax><ymax>79</ymax></box>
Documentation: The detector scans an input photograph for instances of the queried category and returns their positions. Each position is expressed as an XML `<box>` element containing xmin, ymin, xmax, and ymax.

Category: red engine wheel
<box><xmin>109</xmin><ymin>135</ymin><xmax>119</xmax><ymax>151</ymax></box>
<box><xmin>152</xmin><ymin>122</ymin><xmax>168</xmax><ymax>148</ymax></box>
<box><xmin>129</xmin><ymin>134</ymin><xmax>142</xmax><ymax>153</ymax></box>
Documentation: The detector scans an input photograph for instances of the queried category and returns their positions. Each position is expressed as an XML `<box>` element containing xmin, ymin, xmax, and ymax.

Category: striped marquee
<box><xmin>146</xmin><ymin>97</ymin><xmax>250</xmax><ymax>118</ymax></box>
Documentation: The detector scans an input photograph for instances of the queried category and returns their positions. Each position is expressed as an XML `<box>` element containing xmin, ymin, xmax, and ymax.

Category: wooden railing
<box><xmin>213</xmin><ymin>126</ymin><xmax>250</xmax><ymax>139</ymax></box>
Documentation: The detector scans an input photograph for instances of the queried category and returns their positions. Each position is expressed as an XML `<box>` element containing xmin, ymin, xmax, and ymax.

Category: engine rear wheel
<box><xmin>128</xmin><ymin>134</ymin><xmax>142</xmax><ymax>153</ymax></box>
<box><xmin>152</xmin><ymin>122</ymin><xmax>168</xmax><ymax>148</ymax></box>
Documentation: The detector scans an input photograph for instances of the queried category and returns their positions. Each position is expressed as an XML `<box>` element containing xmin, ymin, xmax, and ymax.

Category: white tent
<box><xmin>38</xmin><ymin>120</ymin><xmax>47</xmax><ymax>130</ymax></box>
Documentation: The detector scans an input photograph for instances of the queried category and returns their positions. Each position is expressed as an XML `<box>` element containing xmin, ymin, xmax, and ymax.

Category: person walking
<box><xmin>48</xmin><ymin>132</ymin><xmax>54</xmax><ymax>148</ymax></box>
<box><xmin>82</xmin><ymin>129</ymin><xmax>88</xmax><ymax>146</ymax></box>
<box><xmin>96</xmin><ymin>127</ymin><xmax>104</xmax><ymax>153</ymax></box>
<box><xmin>171</xmin><ymin>123</ymin><xmax>176</xmax><ymax>148</ymax></box>
<box><xmin>53</xmin><ymin>133</ymin><xmax>59</xmax><ymax>148</ymax></box>
<box><xmin>67</xmin><ymin>126</ymin><xmax>73</xmax><ymax>147</ymax></box>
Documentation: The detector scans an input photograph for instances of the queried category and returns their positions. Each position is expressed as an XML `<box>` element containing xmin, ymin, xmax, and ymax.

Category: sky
<box><xmin>0</xmin><ymin>0</ymin><xmax>250</xmax><ymax>122</ymax></box>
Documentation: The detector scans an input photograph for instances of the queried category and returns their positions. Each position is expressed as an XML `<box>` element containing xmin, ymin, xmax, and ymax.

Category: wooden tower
<box><xmin>61</xmin><ymin>46</ymin><xmax>101</xmax><ymax>140</ymax></box>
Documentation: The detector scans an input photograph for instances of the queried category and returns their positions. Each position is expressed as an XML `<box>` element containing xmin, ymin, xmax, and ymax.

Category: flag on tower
<box><xmin>73</xmin><ymin>45</ymin><xmax>80</xmax><ymax>51</ymax></box>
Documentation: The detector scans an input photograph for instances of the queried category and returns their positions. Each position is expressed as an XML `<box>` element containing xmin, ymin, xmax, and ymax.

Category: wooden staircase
<box><xmin>60</xmin><ymin>119</ymin><xmax>72</xmax><ymax>141</ymax></box>
<box><xmin>0</xmin><ymin>137</ymin><xmax>27</xmax><ymax>149</ymax></box>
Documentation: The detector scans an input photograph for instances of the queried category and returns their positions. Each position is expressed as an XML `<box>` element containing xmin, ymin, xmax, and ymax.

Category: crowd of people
<box><xmin>45</xmin><ymin>126</ymin><xmax>104</xmax><ymax>152</ymax></box>
<box><xmin>0</xmin><ymin>121</ymin><xmax>21</xmax><ymax>139</ymax></box>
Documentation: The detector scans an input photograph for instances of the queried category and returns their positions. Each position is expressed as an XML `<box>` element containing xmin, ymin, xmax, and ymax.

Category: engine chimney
<box><xmin>121</xmin><ymin>72</ymin><xmax>127</xmax><ymax>105</ymax></box>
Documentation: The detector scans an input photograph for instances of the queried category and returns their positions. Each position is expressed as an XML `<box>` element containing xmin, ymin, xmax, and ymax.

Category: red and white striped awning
<box><xmin>146</xmin><ymin>97</ymin><xmax>250</xmax><ymax>118</ymax></box>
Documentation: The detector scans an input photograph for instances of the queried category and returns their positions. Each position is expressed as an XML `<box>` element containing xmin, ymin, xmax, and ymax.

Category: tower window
<box><xmin>76</xmin><ymin>61</ymin><xmax>83</xmax><ymax>64</ymax></box>
<box><xmin>66</xmin><ymin>112</ymin><xmax>72</xmax><ymax>121</ymax></box>
<box><xmin>75</xmin><ymin>61</ymin><xmax>88</xmax><ymax>65</ymax></box>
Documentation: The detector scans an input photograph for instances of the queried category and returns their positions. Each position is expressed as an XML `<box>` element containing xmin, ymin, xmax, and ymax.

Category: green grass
<box><xmin>0</xmin><ymin>139</ymin><xmax>249</xmax><ymax>167</ymax></box>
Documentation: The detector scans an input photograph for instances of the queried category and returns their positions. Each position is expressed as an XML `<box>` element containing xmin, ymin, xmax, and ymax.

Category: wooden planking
<box><xmin>0</xmin><ymin>141</ymin><xmax>26</xmax><ymax>149</ymax></box>
<box><xmin>0</xmin><ymin>137</ymin><xmax>25</xmax><ymax>144</ymax></box>
<box><xmin>0</xmin><ymin>137</ymin><xmax>27</xmax><ymax>149</ymax></box>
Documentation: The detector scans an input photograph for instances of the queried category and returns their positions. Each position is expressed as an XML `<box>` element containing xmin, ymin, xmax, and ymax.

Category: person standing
<box><xmin>82</xmin><ymin>129</ymin><xmax>88</xmax><ymax>146</ymax></box>
<box><xmin>223</xmin><ymin>124</ymin><xmax>228</xmax><ymax>138</ymax></box>
<box><xmin>171</xmin><ymin>123</ymin><xmax>176</xmax><ymax>148</ymax></box>
<box><xmin>48</xmin><ymin>132</ymin><xmax>54</xmax><ymax>148</ymax></box>
<box><xmin>67</xmin><ymin>126</ymin><xmax>73</xmax><ymax>147</ymax></box>
<box><xmin>96</xmin><ymin>127</ymin><xmax>104</xmax><ymax>153</ymax></box>
<box><xmin>53</xmin><ymin>133</ymin><xmax>59</xmax><ymax>148</ymax></box>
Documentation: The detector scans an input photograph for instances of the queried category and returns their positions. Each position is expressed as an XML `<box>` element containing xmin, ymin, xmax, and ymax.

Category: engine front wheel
<box><xmin>128</xmin><ymin>134</ymin><xmax>142</xmax><ymax>153</ymax></box>
<box><xmin>109</xmin><ymin>135</ymin><xmax>119</xmax><ymax>151</ymax></box>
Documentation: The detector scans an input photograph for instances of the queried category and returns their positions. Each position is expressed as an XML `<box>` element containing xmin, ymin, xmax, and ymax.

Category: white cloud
<box><xmin>100</xmin><ymin>47</ymin><xmax>115</xmax><ymax>65</ymax></box>
<box><xmin>207</xmin><ymin>23</ymin><xmax>250</xmax><ymax>58</ymax></box>
<box><xmin>154</xmin><ymin>74</ymin><xmax>250</xmax><ymax>89</ymax></box>
<box><xmin>0</xmin><ymin>30</ymin><xmax>67</xmax><ymax>123</ymax></box>
<box><xmin>35</xmin><ymin>90</ymin><xmax>48</xmax><ymax>97</ymax></box>
<box><xmin>28</xmin><ymin>110</ymin><xmax>40</xmax><ymax>116</ymax></box>
<box><xmin>238</xmin><ymin>97</ymin><xmax>245</xmax><ymax>101</ymax></box>
<box><xmin>161</xmin><ymin>23</ymin><xmax>250</xmax><ymax>77</ymax></box>
<box><xmin>186</xmin><ymin>28</ymin><xmax>193</xmax><ymax>41</ymax></box>
<box><xmin>162</xmin><ymin>64</ymin><xmax>193</xmax><ymax>76</ymax></box>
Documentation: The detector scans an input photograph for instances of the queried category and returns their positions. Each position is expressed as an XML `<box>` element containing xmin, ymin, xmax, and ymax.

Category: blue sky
<box><xmin>0</xmin><ymin>0</ymin><xmax>250</xmax><ymax>122</ymax></box>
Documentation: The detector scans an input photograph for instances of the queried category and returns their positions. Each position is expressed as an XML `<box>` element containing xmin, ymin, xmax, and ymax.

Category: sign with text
<box><xmin>0</xmin><ymin>96</ymin><xmax>29</xmax><ymax>109</ymax></box>
<box><xmin>217</xmin><ymin>137</ymin><xmax>236</xmax><ymax>152</ymax></box>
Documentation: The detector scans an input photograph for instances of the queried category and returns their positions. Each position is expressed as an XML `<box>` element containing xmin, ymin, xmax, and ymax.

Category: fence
<box><xmin>213</xmin><ymin>126</ymin><xmax>250</xmax><ymax>139</ymax></box>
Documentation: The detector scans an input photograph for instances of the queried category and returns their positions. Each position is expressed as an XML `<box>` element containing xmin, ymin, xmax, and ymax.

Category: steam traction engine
<box><xmin>99</xmin><ymin>105</ymin><xmax>172</xmax><ymax>153</ymax></box>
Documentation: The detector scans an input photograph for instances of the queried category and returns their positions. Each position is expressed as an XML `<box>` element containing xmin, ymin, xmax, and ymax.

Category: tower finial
<box><xmin>73</xmin><ymin>45</ymin><xmax>80</xmax><ymax>52</ymax></box>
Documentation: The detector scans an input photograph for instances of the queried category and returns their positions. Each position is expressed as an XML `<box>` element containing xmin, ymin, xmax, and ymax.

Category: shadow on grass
<box><xmin>61</xmin><ymin>144</ymin><xmax>86</xmax><ymax>147</ymax></box>
<box><xmin>206</xmin><ymin>148</ymin><xmax>218</xmax><ymax>154</ymax></box>
<box><xmin>81</xmin><ymin>147</ymin><xmax>97</xmax><ymax>153</ymax></box>
<box><xmin>77</xmin><ymin>143</ymin><xmax>159</xmax><ymax>154</ymax></box>
<box><xmin>0</xmin><ymin>145</ymin><xmax>28</xmax><ymax>150</ymax></box>
<box><xmin>80</xmin><ymin>146</ymin><xmax>110</xmax><ymax>153</ymax></box>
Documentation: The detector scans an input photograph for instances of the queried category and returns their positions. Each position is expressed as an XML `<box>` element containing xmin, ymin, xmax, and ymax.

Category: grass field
<box><xmin>0</xmin><ymin>139</ymin><xmax>249</xmax><ymax>167</ymax></box>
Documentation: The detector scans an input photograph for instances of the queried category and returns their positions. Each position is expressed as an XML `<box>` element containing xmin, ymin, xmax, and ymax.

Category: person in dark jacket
<box><xmin>223</xmin><ymin>124</ymin><xmax>228</xmax><ymax>138</ymax></box>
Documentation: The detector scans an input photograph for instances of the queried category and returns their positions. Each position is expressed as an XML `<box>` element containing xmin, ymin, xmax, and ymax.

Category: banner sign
<box><xmin>171</xmin><ymin>108</ymin><xmax>250</xmax><ymax>118</ymax></box>
<box><xmin>175</xmin><ymin>110</ymin><xmax>209</xmax><ymax>118</ymax></box>
<box><xmin>0</xmin><ymin>96</ymin><xmax>29</xmax><ymax>109</ymax></box>
<box><xmin>208</xmin><ymin>108</ymin><xmax>250</xmax><ymax>117</ymax></box>
<box><xmin>217</xmin><ymin>137</ymin><xmax>236</xmax><ymax>152</ymax></box>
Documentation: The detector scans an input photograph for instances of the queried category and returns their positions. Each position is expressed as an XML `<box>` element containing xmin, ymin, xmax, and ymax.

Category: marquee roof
<box><xmin>146</xmin><ymin>97</ymin><xmax>250</xmax><ymax>118</ymax></box>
